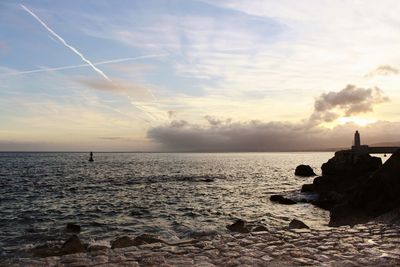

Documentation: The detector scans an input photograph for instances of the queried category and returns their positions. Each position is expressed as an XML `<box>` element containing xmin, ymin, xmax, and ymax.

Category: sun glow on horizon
<box><xmin>337</xmin><ymin>117</ymin><xmax>377</xmax><ymax>127</ymax></box>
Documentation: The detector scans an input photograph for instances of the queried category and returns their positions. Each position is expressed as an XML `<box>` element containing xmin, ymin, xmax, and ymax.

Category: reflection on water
<box><xmin>0</xmin><ymin>152</ymin><xmax>334</xmax><ymax>256</ymax></box>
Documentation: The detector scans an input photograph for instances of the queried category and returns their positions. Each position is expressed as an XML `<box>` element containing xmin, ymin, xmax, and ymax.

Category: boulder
<box><xmin>295</xmin><ymin>165</ymin><xmax>316</xmax><ymax>177</ymax></box>
<box><xmin>321</xmin><ymin>150</ymin><xmax>382</xmax><ymax>176</ymax></box>
<box><xmin>301</xmin><ymin>184</ymin><xmax>314</xmax><ymax>192</ymax></box>
<box><xmin>329</xmin><ymin>149</ymin><xmax>400</xmax><ymax>226</ymax></box>
<box><xmin>60</xmin><ymin>235</ymin><xmax>86</xmax><ymax>255</ymax></box>
<box><xmin>226</xmin><ymin>219</ymin><xmax>250</xmax><ymax>233</ymax></box>
<box><xmin>311</xmin><ymin>191</ymin><xmax>342</xmax><ymax>210</ymax></box>
<box><xmin>270</xmin><ymin>195</ymin><xmax>296</xmax><ymax>205</ymax></box>
<box><xmin>289</xmin><ymin>219</ymin><xmax>309</xmax><ymax>229</ymax></box>
<box><xmin>66</xmin><ymin>223</ymin><xmax>81</xmax><ymax>233</ymax></box>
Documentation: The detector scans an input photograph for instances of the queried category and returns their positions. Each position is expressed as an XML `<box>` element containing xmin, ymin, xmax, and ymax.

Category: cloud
<box><xmin>167</xmin><ymin>110</ymin><xmax>177</xmax><ymax>119</ymax></box>
<box><xmin>310</xmin><ymin>85</ymin><xmax>389</xmax><ymax>123</ymax></box>
<box><xmin>148</xmin><ymin>85</ymin><xmax>393</xmax><ymax>152</ymax></box>
<box><xmin>148</xmin><ymin>118</ymin><xmax>400</xmax><ymax>152</ymax></box>
<box><xmin>79</xmin><ymin>78</ymin><xmax>155</xmax><ymax>100</ymax></box>
<box><xmin>365</xmin><ymin>65</ymin><xmax>399</xmax><ymax>77</ymax></box>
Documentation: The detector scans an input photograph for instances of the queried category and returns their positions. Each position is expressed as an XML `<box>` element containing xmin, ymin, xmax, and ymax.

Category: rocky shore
<box><xmin>3</xmin><ymin>221</ymin><xmax>400</xmax><ymax>267</ymax></box>
<box><xmin>299</xmin><ymin>149</ymin><xmax>400</xmax><ymax>226</ymax></box>
<box><xmin>3</xmin><ymin>151</ymin><xmax>400</xmax><ymax>266</ymax></box>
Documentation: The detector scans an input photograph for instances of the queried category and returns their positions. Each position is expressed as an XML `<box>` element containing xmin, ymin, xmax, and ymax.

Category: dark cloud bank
<box><xmin>148</xmin><ymin>85</ymin><xmax>397</xmax><ymax>152</ymax></box>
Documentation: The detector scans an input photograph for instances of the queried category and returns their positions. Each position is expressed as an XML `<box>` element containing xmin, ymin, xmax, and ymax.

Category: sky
<box><xmin>1</xmin><ymin>0</ymin><xmax>400</xmax><ymax>151</ymax></box>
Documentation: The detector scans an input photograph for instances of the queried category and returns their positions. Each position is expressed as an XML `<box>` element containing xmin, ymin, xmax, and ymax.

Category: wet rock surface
<box><xmin>5</xmin><ymin>222</ymin><xmax>400</xmax><ymax>266</ymax></box>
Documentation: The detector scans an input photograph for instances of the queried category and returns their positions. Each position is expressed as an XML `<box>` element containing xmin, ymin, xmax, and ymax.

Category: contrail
<box><xmin>20</xmin><ymin>4</ymin><xmax>112</xmax><ymax>81</ymax></box>
<box><xmin>0</xmin><ymin>54</ymin><xmax>167</xmax><ymax>76</ymax></box>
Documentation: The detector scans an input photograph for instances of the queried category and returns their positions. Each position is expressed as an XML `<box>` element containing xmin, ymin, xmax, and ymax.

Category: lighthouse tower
<box><xmin>354</xmin><ymin>130</ymin><xmax>361</xmax><ymax>147</ymax></box>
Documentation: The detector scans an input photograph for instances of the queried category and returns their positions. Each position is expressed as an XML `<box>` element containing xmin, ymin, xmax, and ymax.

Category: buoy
<box><xmin>89</xmin><ymin>152</ymin><xmax>94</xmax><ymax>162</ymax></box>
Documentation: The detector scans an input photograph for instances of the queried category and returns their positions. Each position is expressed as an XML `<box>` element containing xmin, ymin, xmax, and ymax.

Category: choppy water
<box><xmin>0</xmin><ymin>152</ymin><xmax>334</xmax><ymax>258</ymax></box>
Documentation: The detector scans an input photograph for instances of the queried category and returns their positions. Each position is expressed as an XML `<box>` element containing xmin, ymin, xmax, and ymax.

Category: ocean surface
<box><xmin>1</xmin><ymin>152</ymin><xmax>341</xmax><ymax>258</ymax></box>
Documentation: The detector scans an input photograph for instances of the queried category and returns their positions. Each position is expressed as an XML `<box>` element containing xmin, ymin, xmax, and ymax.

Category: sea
<box><xmin>0</xmin><ymin>152</ymin><xmax>357</xmax><ymax>258</ymax></box>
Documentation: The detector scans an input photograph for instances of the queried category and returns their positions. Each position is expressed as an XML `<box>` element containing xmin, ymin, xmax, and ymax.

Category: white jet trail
<box><xmin>20</xmin><ymin>4</ymin><xmax>112</xmax><ymax>81</ymax></box>
<box><xmin>1</xmin><ymin>54</ymin><xmax>167</xmax><ymax>76</ymax></box>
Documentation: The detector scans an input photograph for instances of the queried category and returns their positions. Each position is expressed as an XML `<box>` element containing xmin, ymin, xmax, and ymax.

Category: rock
<box><xmin>270</xmin><ymin>195</ymin><xmax>296</xmax><ymax>205</ymax></box>
<box><xmin>60</xmin><ymin>235</ymin><xmax>86</xmax><ymax>255</ymax></box>
<box><xmin>252</xmin><ymin>225</ymin><xmax>268</xmax><ymax>232</ymax></box>
<box><xmin>311</xmin><ymin>191</ymin><xmax>343</xmax><ymax>210</ymax></box>
<box><xmin>111</xmin><ymin>236</ymin><xmax>136</xmax><ymax>249</ymax></box>
<box><xmin>31</xmin><ymin>243</ymin><xmax>61</xmax><ymax>257</ymax></box>
<box><xmin>289</xmin><ymin>219</ymin><xmax>309</xmax><ymax>229</ymax></box>
<box><xmin>329</xmin><ymin>149</ymin><xmax>400</xmax><ymax>226</ymax></box>
<box><xmin>295</xmin><ymin>165</ymin><xmax>316</xmax><ymax>177</ymax></box>
<box><xmin>133</xmin><ymin>233</ymin><xmax>163</xmax><ymax>245</ymax></box>
<box><xmin>321</xmin><ymin>150</ymin><xmax>382</xmax><ymax>176</ymax></box>
<box><xmin>300</xmin><ymin>151</ymin><xmax>383</xmax><ymax>213</ymax></box>
<box><xmin>301</xmin><ymin>184</ymin><xmax>314</xmax><ymax>192</ymax></box>
<box><xmin>87</xmin><ymin>244</ymin><xmax>109</xmax><ymax>251</ymax></box>
<box><xmin>226</xmin><ymin>219</ymin><xmax>250</xmax><ymax>233</ymax></box>
<box><xmin>66</xmin><ymin>223</ymin><xmax>81</xmax><ymax>233</ymax></box>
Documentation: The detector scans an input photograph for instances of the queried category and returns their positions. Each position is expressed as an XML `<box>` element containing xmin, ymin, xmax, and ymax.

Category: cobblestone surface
<box><xmin>3</xmin><ymin>222</ymin><xmax>400</xmax><ymax>266</ymax></box>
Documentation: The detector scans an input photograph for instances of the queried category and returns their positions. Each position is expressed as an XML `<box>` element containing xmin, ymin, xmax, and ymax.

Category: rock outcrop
<box><xmin>321</xmin><ymin>150</ymin><xmax>382</xmax><ymax>176</ymax></box>
<box><xmin>300</xmin><ymin>148</ymin><xmax>400</xmax><ymax>226</ymax></box>
<box><xmin>295</xmin><ymin>165</ymin><xmax>316</xmax><ymax>177</ymax></box>
<box><xmin>329</xmin><ymin>149</ymin><xmax>400</xmax><ymax>226</ymax></box>
<box><xmin>300</xmin><ymin>151</ymin><xmax>382</xmax><ymax>211</ymax></box>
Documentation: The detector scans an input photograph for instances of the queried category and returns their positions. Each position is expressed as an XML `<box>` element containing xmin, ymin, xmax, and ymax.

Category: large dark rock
<box><xmin>299</xmin><ymin>151</ymin><xmax>383</xmax><ymax>212</ymax></box>
<box><xmin>60</xmin><ymin>235</ymin><xmax>86</xmax><ymax>255</ymax></box>
<box><xmin>226</xmin><ymin>219</ymin><xmax>250</xmax><ymax>233</ymax></box>
<box><xmin>270</xmin><ymin>195</ymin><xmax>297</xmax><ymax>205</ymax></box>
<box><xmin>301</xmin><ymin>184</ymin><xmax>314</xmax><ymax>192</ymax></box>
<box><xmin>321</xmin><ymin>150</ymin><xmax>382</xmax><ymax>176</ymax></box>
<box><xmin>295</xmin><ymin>165</ymin><xmax>316</xmax><ymax>177</ymax></box>
<box><xmin>329</xmin><ymin>149</ymin><xmax>400</xmax><ymax>226</ymax></box>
